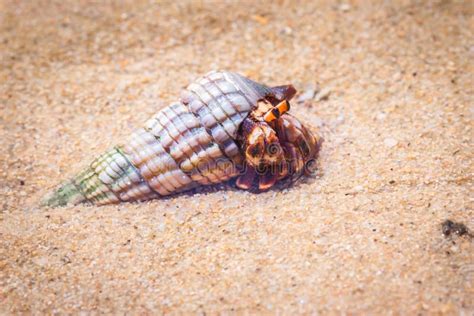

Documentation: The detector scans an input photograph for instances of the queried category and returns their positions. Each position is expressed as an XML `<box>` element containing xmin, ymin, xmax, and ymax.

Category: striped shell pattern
<box><xmin>42</xmin><ymin>71</ymin><xmax>279</xmax><ymax>207</ymax></box>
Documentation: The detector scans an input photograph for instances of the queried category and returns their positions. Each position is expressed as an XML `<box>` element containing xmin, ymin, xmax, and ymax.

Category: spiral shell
<box><xmin>42</xmin><ymin>71</ymin><xmax>278</xmax><ymax>207</ymax></box>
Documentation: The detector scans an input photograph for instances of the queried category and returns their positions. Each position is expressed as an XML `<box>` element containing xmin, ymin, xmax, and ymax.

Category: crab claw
<box><xmin>258</xmin><ymin>166</ymin><xmax>279</xmax><ymax>191</ymax></box>
<box><xmin>236</xmin><ymin>166</ymin><xmax>257</xmax><ymax>190</ymax></box>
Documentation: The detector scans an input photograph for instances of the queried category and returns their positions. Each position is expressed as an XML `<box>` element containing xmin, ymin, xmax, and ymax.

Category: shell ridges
<box><xmin>41</xmin><ymin>71</ymin><xmax>287</xmax><ymax>207</ymax></box>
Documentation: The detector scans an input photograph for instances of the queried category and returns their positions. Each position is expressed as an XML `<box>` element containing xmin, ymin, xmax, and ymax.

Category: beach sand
<box><xmin>1</xmin><ymin>0</ymin><xmax>473</xmax><ymax>313</ymax></box>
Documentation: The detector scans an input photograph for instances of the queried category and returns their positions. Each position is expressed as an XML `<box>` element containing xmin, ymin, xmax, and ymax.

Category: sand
<box><xmin>1</xmin><ymin>0</ymin><xmax>473</xmax><ymax>314</ymax></box>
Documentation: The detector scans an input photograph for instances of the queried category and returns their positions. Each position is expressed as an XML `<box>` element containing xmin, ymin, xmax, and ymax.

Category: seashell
<box><xmin>42</xmin><ymin>71</ymin><xmax>321</xmax><ymax>207</ymax></box>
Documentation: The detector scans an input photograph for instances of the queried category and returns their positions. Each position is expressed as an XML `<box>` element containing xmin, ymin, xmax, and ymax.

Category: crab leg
<box><xmin>282</xmin><ymin>142</ymin><xmax>304</xmax><ymax>178</ymax></box>
<box><xmin>258</xmin><ymin>166</ymin><xmax>279</xmax><ymax>190</ymax></box>
<box><xmin>277</xmin><ymin>155</ymin><xmax>289</xmax><ymax>180</ymax></box>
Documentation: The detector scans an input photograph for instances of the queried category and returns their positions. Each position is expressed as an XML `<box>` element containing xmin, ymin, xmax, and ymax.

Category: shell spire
<box><xmin>41</xmin><ymin>71</ymin><xmax>277</xmax><ymax>207</ymax></box>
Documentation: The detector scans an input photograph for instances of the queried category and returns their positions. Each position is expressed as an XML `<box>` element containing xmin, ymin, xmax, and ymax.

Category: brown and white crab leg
<box><xmin>275</xmin><ymin>114</ymin><xmax>322</xmax><ymax>179</ymax></box>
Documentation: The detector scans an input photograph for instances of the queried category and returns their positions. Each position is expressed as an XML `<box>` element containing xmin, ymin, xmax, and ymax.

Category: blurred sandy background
<box><xmin>1</xmin><ymin>0</ymin><xmax>473</xmax><ymax>314</ymax></box>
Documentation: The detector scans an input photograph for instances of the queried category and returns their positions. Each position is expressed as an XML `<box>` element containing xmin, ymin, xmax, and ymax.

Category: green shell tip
<box><xmin>41</xmin><ymin>181</ymin><xmax>86</xmax><ymax>208</ymax></box>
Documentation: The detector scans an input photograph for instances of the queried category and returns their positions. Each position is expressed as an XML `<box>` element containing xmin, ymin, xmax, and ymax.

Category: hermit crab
<box><xmin>42</xmin><ymin>71</ymin><xmax>321</xmax><ymax>207</ymax></box>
